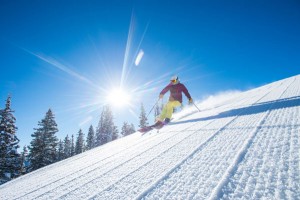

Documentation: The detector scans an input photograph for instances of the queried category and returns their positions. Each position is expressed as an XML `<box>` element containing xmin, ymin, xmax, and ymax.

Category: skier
<box><xmin>138</xmin><ymin>75</ymin><xmax>193</xmax><ymax>133</ymax></box>
<box><xmin>156</xmin><ymin>75</ymin><xmax>193</xmax><ymax>125</ymax></box>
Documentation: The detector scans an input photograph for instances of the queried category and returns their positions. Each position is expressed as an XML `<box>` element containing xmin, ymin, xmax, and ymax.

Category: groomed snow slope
<box><xmin>1</xmin><ymin>75</ymin><xmax>300</xmax><ymax>200</ymax></box>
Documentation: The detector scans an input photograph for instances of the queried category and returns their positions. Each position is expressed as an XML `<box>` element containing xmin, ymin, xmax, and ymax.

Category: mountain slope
<box><xmin>1</xmin><ymin>75</ymin><xmax>299</xmax><ymax>200</ymax></box>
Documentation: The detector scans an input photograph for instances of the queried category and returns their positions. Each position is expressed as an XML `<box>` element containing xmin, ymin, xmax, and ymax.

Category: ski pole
<box><xmin>146</xmin><ymin>98</ymin><xmax>160</xmax><ymax>118</ymax></box>
<box><xmin>193</xmin><ymin>102</ymin><xmax>201</xmax><ymax>112</ymax></box>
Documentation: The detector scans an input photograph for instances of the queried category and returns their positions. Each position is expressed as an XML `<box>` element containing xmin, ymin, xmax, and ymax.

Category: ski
<box><xmin>139</xmin><ymin>121</ymin><xmax>168</xmax><ymax>135</ymax></box>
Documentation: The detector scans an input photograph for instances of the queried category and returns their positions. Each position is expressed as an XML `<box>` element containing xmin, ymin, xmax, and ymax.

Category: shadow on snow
<box><xmin>171</xmin><ymin>96</ymin><xmax>300</xmax><ymax>125</ymax></box>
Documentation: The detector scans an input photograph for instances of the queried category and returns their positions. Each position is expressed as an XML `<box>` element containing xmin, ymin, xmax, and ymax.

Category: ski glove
<box><xmin>159</xmin><ymin>94</ymin><xmax>164</xmax><ymax>99</ymax></box>
<box><xmin>188</xmin><ymin>98</ymin><xmax>193</xmax><ymax>104</ymax></box>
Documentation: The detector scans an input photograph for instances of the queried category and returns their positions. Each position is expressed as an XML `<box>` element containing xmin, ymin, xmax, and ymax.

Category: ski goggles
<box><xmin>170</xmin><ymin>79</ymin><xmax>177</xmax><ymax>83</ymax></box>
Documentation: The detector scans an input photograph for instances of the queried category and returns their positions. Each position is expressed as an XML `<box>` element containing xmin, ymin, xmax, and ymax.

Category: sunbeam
<box><xmin>121</xmin><ymin>13</ymin><xmax>150</xmax><ymax>88</ymax></box>
<box><xmin>129</xmin><ymin>21</ymin><xmax>150</xmax><ymax>68</ymax></box>
<box><xmin>120</xmin><ymin>11</ymin><xmax>135</xmax><ymax>88</ymax></box>
<box><xmin>21</xmin><ymin>47</ymin><xmax>105</xmax><ymax>92</ymax></box>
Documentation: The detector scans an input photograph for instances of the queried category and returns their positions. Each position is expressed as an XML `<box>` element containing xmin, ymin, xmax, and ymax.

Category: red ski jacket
<box><xmin>160</xmin><ymin>82</ymin><xmax>191</xmax><ymax>103</ymax></box>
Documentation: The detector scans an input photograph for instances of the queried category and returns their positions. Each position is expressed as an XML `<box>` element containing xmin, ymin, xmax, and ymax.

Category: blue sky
<box><xmin>1</xmin><ymin>0</ymin><xmax>299</xmax><ymax>147</ymax></box>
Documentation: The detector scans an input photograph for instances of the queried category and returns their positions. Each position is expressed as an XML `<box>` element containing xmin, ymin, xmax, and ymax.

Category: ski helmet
<box><xmin>170</xmin><ymin>75</ymin><xmax>179</xmax><ymax>84</ymax></box>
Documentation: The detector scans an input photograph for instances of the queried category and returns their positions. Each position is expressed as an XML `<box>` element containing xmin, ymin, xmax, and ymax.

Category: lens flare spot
<box><xmin>135</xmin><ymin>49</ymin><xmax>144</xmax><ymax>66</ymax></box>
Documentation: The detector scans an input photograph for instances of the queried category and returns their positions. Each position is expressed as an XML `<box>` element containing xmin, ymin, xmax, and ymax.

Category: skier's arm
<box><xmin>160</xmin><ymin>84</ymin><xmax>171</xmax><ymax>96</ymax></box>
<box><xmin>182</xmin><ymin>84</ymin><xmax>192</xmax><ymax>100</ymax></box>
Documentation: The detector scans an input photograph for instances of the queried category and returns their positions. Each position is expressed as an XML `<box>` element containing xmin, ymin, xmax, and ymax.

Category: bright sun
<box><xmin>106</xmin><ymin>88</ymin><xmax>131</xmax><ymax>108</ymax></box>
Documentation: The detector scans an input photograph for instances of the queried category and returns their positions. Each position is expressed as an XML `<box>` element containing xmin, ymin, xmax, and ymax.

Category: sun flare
<box><xmin>106</xmin><ymin>88</ymin><xmax>131</xmax><ymax>108</ymax></box>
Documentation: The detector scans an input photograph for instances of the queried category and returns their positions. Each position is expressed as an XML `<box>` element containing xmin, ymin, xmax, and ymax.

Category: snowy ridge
<box><xmin>1</xmin><ymin>75</ymin><xmax>300</xmax><ymax>200</ymax></box>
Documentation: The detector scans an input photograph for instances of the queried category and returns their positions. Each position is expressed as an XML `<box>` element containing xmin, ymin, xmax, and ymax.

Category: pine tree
<box><xmin>154</xmin><ymin>102</ymin><xmax>163</xmax><ymax>122</ymax></box>
<box><xmin>121</xmin><ymin>122</ymin><xmax>136</xmax><ymax>137</ymax></box>
<box><xmin>20</xmin><ymin>146</ymin><xmax>29</xmax><ymax>175</ymax></box>
<box><xmin>112</xmin><ymin>125</ymin><xmax>119</xmax><ymax>141</ymax></box>
<box><xmin>129</xmin><ymin>123</ymin><xmax>136</xmax><ymax>134</ymax></box>
<box><xmin>95</xmin><ymin>112</ymin><xmax>104</xmax><ymax>147</ymax></box>
<box><xmin>63</xmin><ymin>135</ymin><xmax>71</xmax><ymax>158</ymax></box>
<box><xmin>96</xmin><ymin>105</ymin><xmax>117</xmax><ymax>145</ymax></box>
<box><xmin>86</xmin><ymin>125</ymin><xmax>95</xmax><ymax>150</ymax></box>
<box><xmin>154</xmin><ymin>104</ymin><xmax>160</xmax><ymax>120</ymax></box>
<box><xmin>70</xmin><ymin>134</ymin><xmax>75</xmax><ymax>156</ymax></box>
<box><xmin>100</xmin><ymin>106</ymin><xmax>110</xmax><ymax>144</ymax></box>
<box><xmin>28</xmin><ymin>109</ymin><xmax>58</xmax><ymax>171</ymax></box>
<box><xmin>0</xmin><ymin>96</ymin><xmax>21</xmax><ymax>184</ymax></box>
<box><xmin>28</xmin><ymin>126</ymin><xmax>43</xmax><ymax>171</ymax></box>
<box><xmin>57</xmin><ymin>140</ymin><xmax>64</xmax><ymax>161</ymax></box>
<box><xmin>139</xmin><ymin>103</ymin><xmax>148</xmax><ymax>128</ymax></box>
<box><xmin>121</xmin><ymin>122</ymin><xmax>129</xmax><ymax>136</ymax></box>
<box><xmin>75</xmin><ymin>129</ymin><xmax>84</xmax><ymax>154</ymax></box>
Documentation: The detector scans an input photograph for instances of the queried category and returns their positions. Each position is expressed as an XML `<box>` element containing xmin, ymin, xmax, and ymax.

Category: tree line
<box><xmin>0</xmin><ymin>96</ymin><xmax>160</xmax><ymax>185</ymax></box>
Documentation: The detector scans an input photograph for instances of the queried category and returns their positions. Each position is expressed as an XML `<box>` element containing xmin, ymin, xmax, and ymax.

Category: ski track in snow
<box><xmin>0</xmin><ymin>75</ymin><xmax>299</xmax><ymax>200</ymax></box>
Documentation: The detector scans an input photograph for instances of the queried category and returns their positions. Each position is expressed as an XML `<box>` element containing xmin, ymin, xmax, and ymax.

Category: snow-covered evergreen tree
<box><xmin>154</xmin><ymin>102</ymin><xmax>163</xmax><ymax>122</ymax></box>
<box><xmin>121</xmin><ymin>122</ymin><xmax>129</xmax><ymax>136</ymax></box>
<box><xmin>129</xmin><ymin>123</ymin><xmax>136</xmax><ymax>135</ymax></box>
<box><xmin>75</xmin><ymin>129</ymin><xmax>84</xmax><ymax>154</ymax></box>
<box><xmin>28</xmin><ymin>109</ymin><xmax>58</xmax><ymax>171</ymax></box>
<box><xmin>95</xmin><ymin>112</ymin><xmax>104</xmax><ymax>147</ymax></box>
<box><xmin>86</xmin><ymin>125</ymin><xmax>95</xmax><ymax>150</ymax></box>
<box><xmin>20</xmin><ymin>146</ymin><xmax>29</xmax><ymax>175</ymax></box>
<box><xmin>121</xmin><ymin>122</ymin><xmax>135</xmax><ymax>136</ymax></box>
<box><xmin>57</xmin><ymin>140</ymin><xmax>64</xmax><ymax>161</ymax></box>
<box><xmin>0</xmin><ymin>96</ymin><xmax>21</xmax><ymax>184</ymax></box>
<box><xmin>112</xmin><ymin>125</ymin><xmax>119</xmax><ymax>141</ymax></box>
<box><xmin>139</xmin><ymin>103</ymin><xmax>148</xmax><ymax>128</ymax></box>
<box><xmin>96</xmin><ymin>105</ymin><xmax>117</xmax><ymax>145</ymax></box>
<box><xmin>70</xmin><ymin>134</ymin><xmax>75</xmax><ymax>156</ymax></box>
<box><xmin>63</xmin><ymin>135</ymin><xmax>71</xmax><ymax>158</ymax></box>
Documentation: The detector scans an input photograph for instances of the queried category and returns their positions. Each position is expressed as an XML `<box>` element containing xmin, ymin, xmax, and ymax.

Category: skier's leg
<box><xmin>157</xmin><ymin>102</ymin><xmax>169</xmax><ymax>121</ymax></box>
<box><xmin>158</xmin><ymin>101</ymin><xmax>181</xmax><ymax>121</ymax></box>
<box><xmin>165</xmin><ymin>101</ymin><xmax>181</xmax><ymax>119</ymax></box>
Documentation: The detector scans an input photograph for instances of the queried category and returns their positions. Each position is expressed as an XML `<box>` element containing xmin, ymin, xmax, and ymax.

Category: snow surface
<box><xmin>1</xmin><ymin>75</ymin><xmax>300</xmax><ymax>200</ymax></box>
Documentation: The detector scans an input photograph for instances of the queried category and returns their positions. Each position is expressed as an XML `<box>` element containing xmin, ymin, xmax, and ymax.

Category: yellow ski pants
<box><xmin>158</xmin><ymin>100</ymin><xmax>181</xmax><ymax>121</ymax></box>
